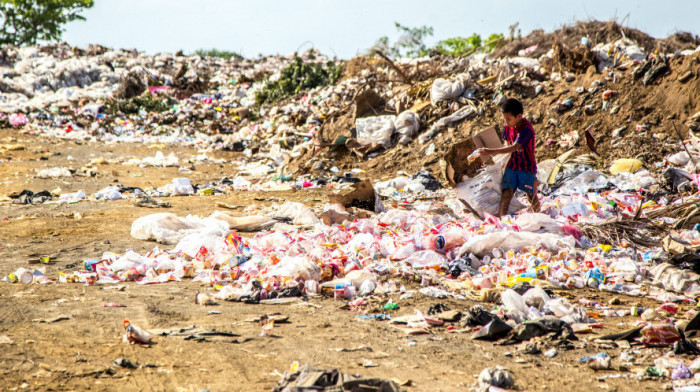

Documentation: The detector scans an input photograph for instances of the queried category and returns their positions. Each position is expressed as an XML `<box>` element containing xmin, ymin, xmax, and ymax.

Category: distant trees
<box><xmin>370</xmin><ymin>22</ymin><xmax>505</xmax><ymax>58</ymax></box>
<box><xmin>0</xmin><ymin>0</ymin><xmax>94</xmax><ymax>46</ymax></box>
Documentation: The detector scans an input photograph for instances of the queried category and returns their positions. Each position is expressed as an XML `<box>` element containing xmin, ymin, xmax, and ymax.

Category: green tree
<box><xmin>394</xmin><ymin>22</ymin><xmax>433</xmax><ymax>57</ymax></box>
<box><xmin>435</xmin><ymin>34</ymin><xmax>483</xmax><ymax>57</ymax></box>
<box><xmin>0</xmin><ymin>0</ymin><xmax>94</xmax><ymax>46</ymax></box>
<box><xmin>369</xmin><ymin>22</ymin><xmax>433</xmax><ymax>58</ymax></box>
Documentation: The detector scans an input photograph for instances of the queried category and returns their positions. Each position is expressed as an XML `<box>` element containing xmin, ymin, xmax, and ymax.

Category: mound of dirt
<box><xmin>302</xmin><ymin>48</ymin><xmax>700</xmax><ymax>184</ymax></box>
<box><xmin>492</xmin><ymin>20</ymin><xmax>700</xmax><ymax>60</ymax></box>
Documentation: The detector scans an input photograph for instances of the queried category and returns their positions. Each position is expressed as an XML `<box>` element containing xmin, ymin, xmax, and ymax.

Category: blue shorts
<box><xmin>502</xmin><ymin>168</ymin><xmax>536</xmax><ymax>194</ymax></box>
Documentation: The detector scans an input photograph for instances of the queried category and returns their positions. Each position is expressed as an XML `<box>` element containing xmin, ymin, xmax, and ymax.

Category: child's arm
<box><xmin>475</xmin><ymin>143</ymin><xmax>521</xmax><ymax>157</ymax></box>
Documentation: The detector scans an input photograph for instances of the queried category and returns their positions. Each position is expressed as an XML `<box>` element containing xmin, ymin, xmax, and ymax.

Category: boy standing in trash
<box><xmin>474</xmin><ymin>98</ymin><xmax>540</xmax><ymax>217</ymax></box>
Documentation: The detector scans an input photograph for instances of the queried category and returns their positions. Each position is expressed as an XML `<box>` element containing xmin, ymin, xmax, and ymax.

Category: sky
<box><xmin>62</xmin><ymin>0</ymin><xmax>700</xmax><ymax>59</ymax></box>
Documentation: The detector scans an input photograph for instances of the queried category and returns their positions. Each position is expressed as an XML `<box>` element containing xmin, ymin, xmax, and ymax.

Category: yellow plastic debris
<box><xmin>609</xmin><ymin>159</ymin><xmax>643</xmax><ymax>175</ymax></box>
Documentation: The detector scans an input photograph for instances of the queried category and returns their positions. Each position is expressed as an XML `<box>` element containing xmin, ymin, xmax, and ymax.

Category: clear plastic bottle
<box><xmin>123</xmin><ymin>320</ymin><xmax>151</xmax><ymax>344</ymax></box>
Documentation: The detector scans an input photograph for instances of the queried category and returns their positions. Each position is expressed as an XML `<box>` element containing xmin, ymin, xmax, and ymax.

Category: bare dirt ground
<box><xmin>0</xmin><ymin>128</ymin><xmax>678</xmax><ymax>391</ymax></box>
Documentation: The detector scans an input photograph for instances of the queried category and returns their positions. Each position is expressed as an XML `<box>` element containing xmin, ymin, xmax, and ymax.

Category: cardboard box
<box><xmin>443</xmin><ymin>126</ymin><xmax>503</xmax><ymax>187</ymax></box>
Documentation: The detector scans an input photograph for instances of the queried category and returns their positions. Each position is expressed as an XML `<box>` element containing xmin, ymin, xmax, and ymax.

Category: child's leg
<box><xmin>527</xmin><ymin>180</ymin><xmax>540</xmax><ymax>212</ymax></box>
<box><xmin>499</xmin><ymin>188</ymin><xmax>515</xmax><ymax>217</ymax></box>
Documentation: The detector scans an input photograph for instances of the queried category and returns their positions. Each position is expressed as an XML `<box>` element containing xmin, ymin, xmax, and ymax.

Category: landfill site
<box><xmin>2</xmin><ymin>19</ymin><xmax>700</xmax><ymax>392</ymax></box>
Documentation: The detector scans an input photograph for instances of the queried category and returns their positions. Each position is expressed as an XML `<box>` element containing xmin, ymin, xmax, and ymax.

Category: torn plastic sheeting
<box><xmin>460</xmin><ymin>231</ymin><xmax>575</xmax><ymax>257</ymax></box>
<box><xmin>554</xmin><ymin>169</ymin><xmax>609</xmax><ymax>195</ymax></box>
<box><xmin>418</xmin><ymin>106</ymin><xmax>476</xmax><ymax>143</ymax></box>
<box><xmin>650</xmin><ymin>263</ymin><xmax>700</xmax><ymax>295</ymax></box>
<box><xmin>272</xmin><ymin>201</ymin><xmax>320</xmax><ymax>226</ymax></box>
<box><xmin>108</xmin><ymin>250</ymin><xmax>151</xmax><ymax>273</ymax></box>
<box><xmin>209</xmin><ymin>211</ymin><xmax>277</xmax><ymax>232</ymax></box>
<box><xmin>130</xmin><ymin>212</ymin><xmax>230</xmax><ymax>245</ymax></box>
<box><xmin>609</xmin><ymin>169</ymin><xmax>657</xmax><ymax>191</ymax></box>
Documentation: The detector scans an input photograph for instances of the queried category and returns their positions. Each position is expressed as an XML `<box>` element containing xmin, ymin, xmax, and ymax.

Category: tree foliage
<box><xmin>0</xmin><ymin>0</ymin><xmax>94</xmax><ymax>46</ymax></box>
<box><xmin>371</xmin><ymin>22</ymin><xmax>434</xmax><ymax>58</ymax></box>
<box><xmin>370</xmin><ymin>22</ymin><xmax>506</xmax><ymax>58</ymax></box>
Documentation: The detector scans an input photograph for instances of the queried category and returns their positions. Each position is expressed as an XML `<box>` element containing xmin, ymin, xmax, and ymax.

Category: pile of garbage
<box><xmin>3</xmin><ymin>20</ymin><xmax>700</xmax><ymax>389</ymax></box>
<box><xmin>1</xmin><ymin>22</ymin><xmax>698</xmax><ymax>188</ymax></box>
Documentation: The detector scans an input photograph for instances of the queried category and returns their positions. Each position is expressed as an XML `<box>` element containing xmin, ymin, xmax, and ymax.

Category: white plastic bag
<box><xmin>515</xmin><ymin>213</ymin><xmax>563</xmax><ymax>233</ymax></box>
<box><xmin>430</xmin><ymin>77</ymin><xmax>467</xmax><ymax>105</ymax></box>
<box><xmin>272</xmin><ymin>201</ymin><xmax>319</xmax><ymax>226</ymax></box>
<box><xmin>268</xmin><ymin>256</ymin><xmax>321</xmax><ymax>281</ymax></box>
<box><xmin>38</xmin><ymin>167</ymin><xmax>71</xmax><ymax>178</ymax></box>
<box><xmin>403</xmin><ymin>250</ymin><xmax>446</xmax><ymax>269</ymax></box>
<box><xmin>394</xmin><ymin>110</ymin><xmax>419</xmax><ymax>145</ymax></box>
<box><xmin>172</xmin><ymin>178</ymin><xmax>194</xmax><ymax>196</ymax></box>
<box><xmin>130</xmin><ymin>213</ymin><xmax>230</xmax><ymax>245</ymax></box>
<box><xmin>455</xmin><ymin>154</ymin><xmax>526</xmax><ymax>216</ymax></box>
<box><xmin>355</xmin><ymin>115</ymin><xmax>396</xmax><ymax>147</ymax></box>
<box><xmin>501</xmin><ymin>289</ymin><xmax>529</xmax><ymax>322</ymax></box>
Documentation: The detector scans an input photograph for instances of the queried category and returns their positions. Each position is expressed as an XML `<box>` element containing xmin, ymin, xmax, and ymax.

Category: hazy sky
<box><xmin>63</xmin><ymin>1</ymin><xmax>700</xmax><ymax>59</ymax></box>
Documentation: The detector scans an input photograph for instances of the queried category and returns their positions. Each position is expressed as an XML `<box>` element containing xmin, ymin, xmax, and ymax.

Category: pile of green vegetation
<box><xmin>255</xmin><ymin>56</ymin><xmax>342</xmax><ymax>105</ymax></box>
<box><xmin>105</xmin><ymin>94</ymin><xmax>174</xmax><ymax>115</ymax></box>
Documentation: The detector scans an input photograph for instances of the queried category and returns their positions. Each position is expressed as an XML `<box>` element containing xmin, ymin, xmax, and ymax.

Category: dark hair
<box><xmin>501</xmin><ymin>98</ymin><xmax>523</xmax><ymax>116</ymax></box>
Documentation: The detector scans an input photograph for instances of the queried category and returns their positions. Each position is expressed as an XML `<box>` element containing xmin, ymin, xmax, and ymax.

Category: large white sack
<box><xmin>455</xmin><ymin>154</ymin><xmax>526</xmax><ymax>216</ymax></box>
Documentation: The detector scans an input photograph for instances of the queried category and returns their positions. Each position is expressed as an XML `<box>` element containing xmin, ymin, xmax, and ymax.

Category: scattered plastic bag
<box><xmin>130</xmin><ymin>213</ymin><xmax>230</xmax><ymax>245</ymax></box>
<box><xmin>394</xmin><ymin>110</ymin><xmax>420</xmax><ymax>145</ymax></box>
<box><xmin>430</xmin><ymin>76</ymin><xmax>467</xmax><ymax>105</ymax></box>
<box><xmin>355</xmin><ymin>115</ymin><xmax>396</xmax><ymax>147</ymax></box>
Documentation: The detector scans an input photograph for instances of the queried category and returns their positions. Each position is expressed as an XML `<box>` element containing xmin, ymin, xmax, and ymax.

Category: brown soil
<box><xmin>0</xmin><ymin>129</ymin><xmax>683</xmax><ymax>392</ymax></box>
<box><xmin>302</xmin><ymin>51</ymin><xmax>700</xmax><ymax>183</ymax></box>
<box><xmin>492</xmin><ymin>20</ymin><xmax>700</xmax><ymax>59</ymax></box>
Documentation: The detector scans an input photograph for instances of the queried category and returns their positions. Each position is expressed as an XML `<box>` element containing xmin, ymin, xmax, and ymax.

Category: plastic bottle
<box><xmin>123</xmin><ymin>320</ymin><xmax>151</xmax><ymax>344</ymax></box>
<box><xmin>304</xmin><ymin>280</ymin><xmax>319</xmax><ymax>295</ymax></box>
<box><xmin>428</xmin><ymin>230</ymin><xmax>464</xmax><ymax>253</ymax></box>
